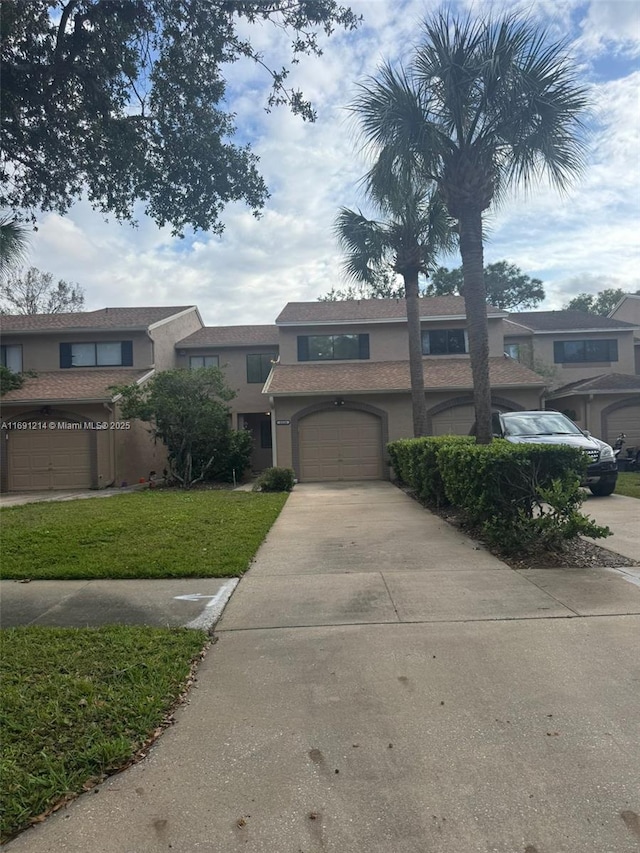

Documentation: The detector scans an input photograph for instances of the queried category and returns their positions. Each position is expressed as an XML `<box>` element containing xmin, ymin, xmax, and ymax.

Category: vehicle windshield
<box><xmin>502</xmin><ymin>413</ymin><xmax>584</xmax><ymax>437</ymax></box>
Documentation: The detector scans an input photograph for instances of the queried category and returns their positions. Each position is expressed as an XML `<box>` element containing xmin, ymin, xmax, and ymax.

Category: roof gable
<box><xmin>0</xmin><ymin>306</ymin><xmax>197</xmax><ymax>333</ymax></box>
<box><xmin>177</xmin><ymin>325</ymin><xmax>279</xmax><ymax>347</ymax></box>
<box><xmin>508</xmin><ymin>310</ymin><xmax>637</xmax><ymax>332</ymax></box>
<box><xmin>276</xmin><ymin>297</ymin><xmax>505</xmax><ymax>325</ymax></box>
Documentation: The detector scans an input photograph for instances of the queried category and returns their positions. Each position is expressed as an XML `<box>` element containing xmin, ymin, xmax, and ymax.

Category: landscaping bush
<box><xmin>255</xmin><ymin>467</ymin><xmax>296</xmax><ymax>492</ymax></box>
<box><xmin>388</xmin><ymin>435</ymin><xmax>474</xmax><ymax>506</ymax></box>
<box><xmin>388</xmin><ymin>437</ymin><xmax>611</xmax><ymax>555</ymax></box>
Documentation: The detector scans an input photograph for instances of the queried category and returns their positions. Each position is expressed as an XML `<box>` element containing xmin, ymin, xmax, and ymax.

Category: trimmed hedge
<box><xmin>388</xmin><ymin>437</ymin><xmax>610</xmax><ymax>555</ymax></box>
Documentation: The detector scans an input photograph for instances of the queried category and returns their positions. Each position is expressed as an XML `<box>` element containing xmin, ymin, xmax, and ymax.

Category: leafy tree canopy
<box><xmin>0</xmin><ymin>267</ymin><xmax>85</xmax><ymax>314</ymax></box>
<box><xmin>426</xmin><ymin>261</ymin><xmax>545</xmax><ymax>311</ymax></box>
<box><xmin>563</xmin><ymin>287</ymin><xmax>639</xmax><ymax>316</ymax></box>
<box><xmin>114</xmin><ymin>367</ymin><xmax>252</xmax><ymax>486</ymax></box>
<box><xmin>320</xmin><ymin>260</ymin><xmax>544</xmax><ymax>311</ymax></box>
<box><xmin>1</xmin><ymin>0</ymin><xmax>360</xmax><ymax>235</ymax></box>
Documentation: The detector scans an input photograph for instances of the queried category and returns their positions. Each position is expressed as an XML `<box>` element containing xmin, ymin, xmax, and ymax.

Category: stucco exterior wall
<box><xmin>270</xmin><ymin>386</ymin><xmax>542</xmax><ymax>473</ymax></box>
<box><xmin>528</xmin><ymin>330</ymin><xmax>636</xmax><ymax>388</ymax></box>
<box><xmin>2</xmin><ymin>330</ymin><xmax>153</xmax><ymax>373</ymax></box>
<box><xmin>276</xmin><ymin>316</ymin><xmax>506</xmax><ymax>364</ymax></box>
<box><xmin>175</xmin><ymin>346</ymin><xmax>278</xmax><ymax>425</ymax></box>
<box><xmin>150</xmin><ymin>309</ymin><xmax>202</xmax><ymax>371</ymax></box>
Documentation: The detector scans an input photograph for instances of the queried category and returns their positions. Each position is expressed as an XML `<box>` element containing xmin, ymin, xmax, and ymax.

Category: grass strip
<box><xmin>614</xmin><ymin>472</ymin><xmax>640</xmax><ymax>499</ymax></box>
<box><xmin>0</xmin><ymin>625</ymin><xmax>207</xmax><ymax>842</ymax></box>
<box><xmin>0</xmin><ymin>490</ymin><xmax>287</xmax><ymax>579</ymax></box>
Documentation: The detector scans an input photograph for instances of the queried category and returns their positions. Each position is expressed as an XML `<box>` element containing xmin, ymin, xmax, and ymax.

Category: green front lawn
<box><xmin>615</xmin><ymin>471</ymin><xmax>640</xmax><ymax>499</ymax></box>
<box><xmin>0</xmin><ymin>490</ymin><xmax>287</xmax><ymax>580</ymax></box>
<box><xmin>0</xmin><ymin>626</ymin><xmax>206</xmax><ymax>842</ymax></box>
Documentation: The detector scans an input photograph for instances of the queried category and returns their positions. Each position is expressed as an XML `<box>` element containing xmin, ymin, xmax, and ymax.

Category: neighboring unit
<box><xmin>1</xmin><ymin>307</ymin><xmax>202</xmax><ymax>491</ymax></box>
<box><xmin>503</xmin><ymin>309</ymin><xmax>640</xmax><ymax>449</ymax></box>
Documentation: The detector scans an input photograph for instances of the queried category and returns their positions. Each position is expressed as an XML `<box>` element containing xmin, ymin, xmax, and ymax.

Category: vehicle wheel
<box><xmin>589</xmin><ymin>478</ymin><xmax>617</xmax><ymax>497</ymax></box>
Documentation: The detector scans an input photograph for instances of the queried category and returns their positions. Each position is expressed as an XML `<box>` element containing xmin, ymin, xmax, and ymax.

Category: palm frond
<box><xmin>0</xmin><ymin>216</ymin><xmax>30</xmax><ymax>277</ymax></box>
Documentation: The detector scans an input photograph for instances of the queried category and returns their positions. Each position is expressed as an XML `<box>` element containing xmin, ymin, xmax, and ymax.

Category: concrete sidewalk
<box><xmin>5</xmin><ymin>482</ymin><xmax>640</xmax><ymax>853</ymax></box>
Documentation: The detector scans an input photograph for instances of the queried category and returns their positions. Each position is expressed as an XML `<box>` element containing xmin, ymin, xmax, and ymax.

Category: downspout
<box><xmin>269</xmin><ymin>396</ymin><xmax>277</xmax><ymax>468</ymax></box>
<box><xmin>102</xmin><ymin>403</ymin><xmax>116</xmax><ymax>487</ymax></box>
<box><xmin>585</xmin><ymin>394</ymin><xmax>594</xmax><ymax>432</ymax></box>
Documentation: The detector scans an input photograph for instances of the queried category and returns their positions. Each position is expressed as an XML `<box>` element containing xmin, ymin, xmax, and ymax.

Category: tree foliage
<box><xmin>564</xmin><ymin>288</ymin><xmax>638</xmax><ymax>316</ymax></box>
<box><xmin>0</xmin><ymin>365</ymin><xmax>25</xmax><ymax>396</ymax></box>
<box><xmin>114</xmin><ymin>367</ymin><xmax>253</xmax><ymax>487</ymax></box>
<box><xmin>0</xmin><ymin>216</ymin><xmax>30</xmax><ymax>278</ymax></box>
<box><xmin>333</xmin><ymin>149</ymin><xmax>456</xmax><ymax>436</ymax></box>
<box><xmin>351</xmin><ymin>12</ymin><xmax>588</xmax><ymax>443</ymax></box>
<box><xmin>1</xmin><ymin>0</ymin><xmax>360</xmax><ymax>235</ymax></box>
<box><xmin>0</xmin><ymin>267</ymin><xmax>84</xmax><ymax>314</ymax></box>
<box><xmin>427</xmin><ymin>261</ymin><xmax>545</xmax><ymax>310</ymax></box>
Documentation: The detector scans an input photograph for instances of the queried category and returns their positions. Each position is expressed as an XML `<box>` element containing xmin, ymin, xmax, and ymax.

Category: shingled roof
<box><xmin>264</xmin><ymin>357</ymin><xmax>545</xmax><ymax>395</ymax></box>
<box><xmin>276</xmin><ymin>297</ymin><xmax>506</xmax><ymax>325</ymax></box>
<box><xmin>0</xmin><ymin>369</ymin><xmax>151</xmax><ymax>404</ymax></box>
<box><xmin>0</xmin><ymin>307</ymin><xmax>196</xmax><ymax>333</ymax></box>
<box><xmin>507</xmin><ymin>310</ymin><xmax>638</xmax><ymax>332</ymax></box>
<box><xmin>547</xmin><ymin>373</ymin><xmax>640</xmax><ymax>397</ymax></box>
<box><xmin>177</xmin><ymin>325</ymin><xmax>279</xmax><ymax>347</ymax></box>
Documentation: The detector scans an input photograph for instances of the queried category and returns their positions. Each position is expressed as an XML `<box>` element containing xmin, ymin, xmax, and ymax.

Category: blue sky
<box><xmin>25</xmin><ymin>0</ymin><xmax>640</xmax><ymax>324</ymax></box>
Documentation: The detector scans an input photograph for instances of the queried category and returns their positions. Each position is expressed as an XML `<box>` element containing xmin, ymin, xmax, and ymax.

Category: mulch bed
<box><xmin>401</xmin><ymin>487</ymin><xmax>637</xmax><ymax>571</ymax></box>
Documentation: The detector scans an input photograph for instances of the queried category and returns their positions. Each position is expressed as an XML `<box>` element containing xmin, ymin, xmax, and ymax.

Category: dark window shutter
<box><xmin>297</xmin><ymin>336</ymin><xmax>309</xmax><ymax>362</ymax></box>
<box><xmin>121</xmin><ymin>340</ymin><xmax>133</xmax><ymax>366</ymax></box>
<box><xmin>359</xmin><ymin>334</ymin><xmax>370</xmax><ymax>360</ymax></box>
<box><xmin>553</xmin><ymin>341</ymin><xmax>563</xmax><ymax>363</ymax></box>
<box><xmin>609</xmin><ymin>340</ymin><xmax>618</xmax><ymax>362</ymax></box>
<box><xmin>60</xmin><ymin>342</ymin><xmax>73</xmax><ymax>368</ymax></box>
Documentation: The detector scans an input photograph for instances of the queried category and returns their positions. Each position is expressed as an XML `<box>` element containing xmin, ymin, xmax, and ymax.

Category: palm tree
<box><xmin>0</xmin><ymin>216</ymin><xmax>29</xmax><ymax>279</ymax></box>
<box><xmin>352</xmin><ymin>13</ymin><xmax>588</xmax><ymax>442</ymax></box>
<box><xmin>335</xmin><ymin>150</ymin><xmax>455</xmax><ymax>436</ymax></box>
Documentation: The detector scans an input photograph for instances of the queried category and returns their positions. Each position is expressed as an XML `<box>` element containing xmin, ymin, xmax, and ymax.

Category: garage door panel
<box><xmin>8</xmin><ymin>427</ymin><xmax>91</xmax><ymax>491</ymax></box>
<box><xmin>431</xmin><ymin>404</ymin><xmax>476</xmax><ymax>436</ymax></box>
<box><xmin>299</xmin><ymin>409</ymin><xmax>383</xmax><ymax>482</ymax></box>
<box><xmin>605</xmin><ymin>404</ymin><xmax>640</xmax><ymax>447</ymax></box>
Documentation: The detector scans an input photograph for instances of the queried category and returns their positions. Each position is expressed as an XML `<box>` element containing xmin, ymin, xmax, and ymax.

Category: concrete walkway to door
<box><xmin>5</xmin><ymin>482</ymin><xmax>640</xmax><ymax>853</ymax></box>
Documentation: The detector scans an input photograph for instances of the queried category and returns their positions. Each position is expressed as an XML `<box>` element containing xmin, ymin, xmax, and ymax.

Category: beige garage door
<box><xmin>8</xmin><ymin>428</ymin><xmax>91</xmax><ymax>490</ymax></box>
<box><xmin>605</xmin><ymin>403</ymin><xmax>640</xmax><ymax>448</ymax></box>
<box><xmin>431</xmin><ymin>404</ymin><xmax>477</xmax><ymax>436</ymax></box>
<box><xmin>299</xmin><ymin>409</ymin><xmax>383</xmax><ymax>482</ymax></box>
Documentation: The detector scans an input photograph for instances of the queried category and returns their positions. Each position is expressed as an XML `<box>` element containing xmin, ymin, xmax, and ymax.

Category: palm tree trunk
<box><xmin>459</xmin><ymin>209</ymin><xmax>492</xmax><ymax>444</ymax></box>
<box><xmin>404</xmin><ymin>271</ymin><xmax>429</xmax><ymax>436</ymax></box>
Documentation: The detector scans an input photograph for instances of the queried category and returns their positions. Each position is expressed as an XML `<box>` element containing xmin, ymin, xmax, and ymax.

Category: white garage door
<box><xmin>299</xmin><ymin>409</ymin><xmax>383</xmax><ymax>482</ymax></box>
<box><xmin>605</xmin><ymin>403</ymin><xmax>640</xmax><ymax>448</ymax></box>
<box><xmin>431</xmin><ymin>404</ymin><xmax>476</xmax><ymax>436</ymax></box>
<box><xmin>8</xmin><ymin>428</ymin><xmax>91</xmax><ymax>490</ymax></box>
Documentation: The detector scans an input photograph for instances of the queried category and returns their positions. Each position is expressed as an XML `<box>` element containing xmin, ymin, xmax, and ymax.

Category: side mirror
<box><xmin>582</xmin><ymin>429</ymin><xmax>591</xmax><ymax>437</ymax></box>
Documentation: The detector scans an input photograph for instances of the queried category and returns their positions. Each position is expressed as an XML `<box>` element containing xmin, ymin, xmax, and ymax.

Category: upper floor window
<box><xmin>189</xmin><ymin>355</ymin><xmax>219</xmax><ymax>369</ymax></box>
<box><xmin>247</xmin><ymin>352</ymin><xmax>277</xmax><ymax>383</ymax></box>
<box><xmin>297</xmin><ymin>334</ymin><xmax>370</xmax><ymax>361</ymax></box>
<box><xmin>422</xmin><ymin>329</ymin><xmax>467</xmax><ymax>355</ymax></box>
<box><xmin>553</xmin><ymin>339</ymin><xmax>618</xmax><ymax>364</ymax></box>
<box><xmin>504</xmin><ymin>343</ymin><xmax>520</xmax><ymax>360</ymax></box>
<box><xmin>1</xmin><ymin>344</ymin><xmax>22</xmax><ymax>373</ymax></box>
<box><xmin>60</xmin><ymin>341</ymin><xmax>133</xmax><ymax>368</ymax></box>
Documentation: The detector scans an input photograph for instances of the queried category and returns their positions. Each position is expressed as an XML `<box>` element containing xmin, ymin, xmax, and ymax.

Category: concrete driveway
<box><xmin>5</xmin><ymin>481</ymin><xmax>640</xmax><ymax>853</ymax></box>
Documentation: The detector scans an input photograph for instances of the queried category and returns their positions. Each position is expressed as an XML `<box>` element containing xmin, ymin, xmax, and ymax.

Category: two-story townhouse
<box><xmin>263</xmin><ymin>297</ymin><xmax>546</xmax><ymax>481</ymax></box>
<box><xmin>0</xmin><ymin>306</ymin><xmax>202</xmax><ymax>491</ymax></box>
<box><xmin>503</xmin><ymin>310</ymin><xmax>640</xmax><ymax>446</ymax></box>
<box><xmin>174</xmin><ymin>325</ymin><xmax>279</xmax><ymax>472</ymax></box>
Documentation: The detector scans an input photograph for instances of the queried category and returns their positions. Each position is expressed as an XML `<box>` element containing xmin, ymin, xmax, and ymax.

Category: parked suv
<box><xmin>492</xmin><ymin>411</ymin><xmax>618</xmax><ymax>496</ymax></box>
